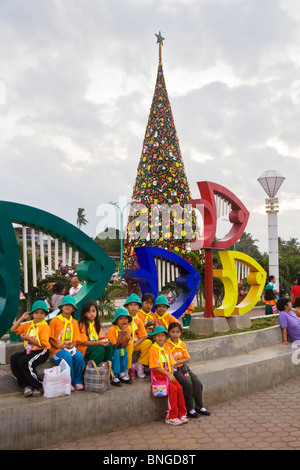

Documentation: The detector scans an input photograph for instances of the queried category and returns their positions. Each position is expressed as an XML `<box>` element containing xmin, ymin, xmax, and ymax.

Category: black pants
<box><xmin>10</xmin><ymin>349</ymin><xmax>50</xmax><ymax>390</ymax></box>
<box><xmin>174</xmin><ymin>364</ymin><xmax>203</xmax><ymax>411</ymax></box>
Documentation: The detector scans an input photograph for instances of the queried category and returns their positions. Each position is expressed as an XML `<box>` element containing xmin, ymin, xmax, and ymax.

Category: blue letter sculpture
<box><xmin>124</xmin><ymin>246</ymin><xmax>201</xmax><ymax>319</ymax></box>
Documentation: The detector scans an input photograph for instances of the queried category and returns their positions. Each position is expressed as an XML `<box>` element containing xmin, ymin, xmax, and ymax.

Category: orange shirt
<box><xmin>77</xmin><ymin>322</ymin><xmax>104</xmax><ymax>356</ymax></box>
<box><xmin>165</xmin><ymin>338</ymin><xmax>190</xmax><ymax>367</ymax></box>
<box><xmin>148</xmin><ymin>342</ymin><xmax>176</xmax><ymax>371</ymax></box>
<box><xmin>154</xmin><ymin>312</ymin><xmax>180</xmax><ymax>329</ymax></box>
<box><xmin>129</xmin><ymin>314</ymin><xmax>147</xmax><ymax>341</ymax></box>
<box><xmin>49</xmin><ymin>315</ymin><xmax>82</xmax><ymax>357</ymax></box>
<box><xmin>184</xmin><ymin>303</ymin><xmax>194</xmax><ymax>315</ymax></box>
<box><xmin>106</xmin><ymin>324</ymin><xmax>132</xmax><ymax>347</ymax></box>
<box><xmin>17</xmin><ymin>320</ymin><xmax>51</xmax><ymax>351</ymax></box>
<box><xmin>138</xmin><ymin>309</ymin><xmax>157</xmax><ymax>333</ymax></box>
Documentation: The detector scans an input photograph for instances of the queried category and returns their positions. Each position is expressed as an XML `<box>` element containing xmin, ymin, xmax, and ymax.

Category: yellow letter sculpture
<box><xmin>213</xmin><ymin>251</ymin><xmax>266</xmax><ymax>317</ymax></box>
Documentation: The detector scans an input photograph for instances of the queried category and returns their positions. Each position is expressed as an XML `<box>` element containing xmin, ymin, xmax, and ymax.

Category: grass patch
<box><xmin>181</xmin><ymin>315</ymin><xmax>279</xmax><ymax>341</ymax></box>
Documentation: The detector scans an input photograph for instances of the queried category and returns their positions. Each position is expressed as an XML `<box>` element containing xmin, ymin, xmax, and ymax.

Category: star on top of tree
<box><xmin>155</xmin><ymin>31</ymin><xmax>165</xmax><ymax>45</ymax></box>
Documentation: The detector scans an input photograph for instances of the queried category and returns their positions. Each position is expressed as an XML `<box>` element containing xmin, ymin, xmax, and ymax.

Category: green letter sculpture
<box><xmin>0</xmin><ymin>201</ymin><xmax>115</xmax><ymax>338</ymax></box>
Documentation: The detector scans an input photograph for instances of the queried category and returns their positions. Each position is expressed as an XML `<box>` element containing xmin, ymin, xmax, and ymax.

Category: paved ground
<box><xmin>39</xmin><ymin>375</ymin><xmax>300</xmax><ymax>451</ymax></box>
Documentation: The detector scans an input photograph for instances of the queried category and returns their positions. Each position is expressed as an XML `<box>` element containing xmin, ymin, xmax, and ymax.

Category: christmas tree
<box><xmin>123</xmin><ymin>32</ymin><xmax>199</xmax><ymax>267</ymax></box>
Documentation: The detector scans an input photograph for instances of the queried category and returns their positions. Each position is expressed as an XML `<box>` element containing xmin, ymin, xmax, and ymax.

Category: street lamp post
<box><xmin>258</xmin><ymin>170</ymin><xmax>285</xmax><ymax>287</ymax></box>
<box><xmin>109</xmin><ymin>200</ymin><xmax>136</xmax><ymax>280</ymax></box>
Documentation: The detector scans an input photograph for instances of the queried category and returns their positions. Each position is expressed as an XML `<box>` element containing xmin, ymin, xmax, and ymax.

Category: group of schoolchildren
<box><xmin>10</xmin><ymin>292</ymin><xmax>211</xmax><ymax>426</ymax></box>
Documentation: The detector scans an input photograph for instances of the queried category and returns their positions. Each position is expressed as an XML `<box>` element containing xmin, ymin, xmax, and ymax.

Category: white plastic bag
<box><xmin>43</xmin><ymin>359</ymin><xmax>72</xmax><ymax>398</ymax></box>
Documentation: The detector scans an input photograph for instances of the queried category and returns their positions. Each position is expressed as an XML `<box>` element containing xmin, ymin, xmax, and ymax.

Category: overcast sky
<box><xmin>1</xmin><ymin>0</ymin><xmax>300</xmax><ymax>254</ymax></box>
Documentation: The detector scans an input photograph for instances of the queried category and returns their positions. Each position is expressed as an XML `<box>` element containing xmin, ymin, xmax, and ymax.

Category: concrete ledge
<box><xmin>196</xmin><ymin>343</ymin><xmax>300</xmax><ymax>405</ymax></box>
<box><xmin>0</xmin><ymin>340</ymin><xmax>24</xmax><ymax>365</ymax></box>
<box><xmin>189</xmin><ymin>317</ymin><xmax>230</xmax><ymax>335</ymax></box>
<box><xmin>0</xmin><ymin>379</ymin><xmax>166</xmax><ymax>450</ymax></box>
<box><xmin>1</xmin><ymin>342</ymin><xmax>299</xmax><ymax>450</ymax></box>
<box><xmin>187</xmin><ymin>325</ymin><xmax>283</xmax><ymax>362</ymax></box>
<box><xmin>226</xmin><ymin>315</ymin><xmax>252</xmax><ymax>331</ymax></box>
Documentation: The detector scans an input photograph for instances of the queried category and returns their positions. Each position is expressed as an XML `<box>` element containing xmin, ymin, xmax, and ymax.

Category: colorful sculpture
<box><xmin>191</xmin><ymin>181</ymin><xmax>265</xmax><ymax>318</ymax></box>
<box><xmin>213</xmin><ymin>251</ymin><xmax>266</xmax><ymax>317</ymax></box>
<box><xmin>124</xmin><ymin>246</ymin><xmax>201</xmax><ymax>319</ymax></box>
<box><xmin>0</xmin><ymin>201</ymin><xmax>115</xmax><ymax>338</ymax></box>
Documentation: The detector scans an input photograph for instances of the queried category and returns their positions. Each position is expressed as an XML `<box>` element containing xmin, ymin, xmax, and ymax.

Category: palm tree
<box><xmin>76</xmin><ymin>208</ymin><xmax>88</xmax><ymax>229</ymax></box>
<box><xmin>97</xmin><ymin>284</ymin><xmax>128</xmax><ymax>319</ymax></box>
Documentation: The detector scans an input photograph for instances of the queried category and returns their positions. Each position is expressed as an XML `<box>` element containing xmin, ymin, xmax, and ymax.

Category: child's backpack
<box><xmin>150</xmin><ymin>369</ymin><xmax>169</xmax><ymax>397</ymax></box>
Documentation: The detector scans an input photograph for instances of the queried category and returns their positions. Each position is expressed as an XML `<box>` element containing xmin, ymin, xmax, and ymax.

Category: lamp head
<box><xmin>257</xmin><ymin>170</ymin><xmax>285</xmax><ymax>197</ymax></box>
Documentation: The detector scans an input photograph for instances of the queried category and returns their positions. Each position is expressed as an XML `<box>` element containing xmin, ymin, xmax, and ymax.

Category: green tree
<box><xmin>94</xmin><ymin>228</ymin><xmax>121</xmax><ymax>254</ymax></box>
<box><xmin>97</xmin><ymin>284</ymin><xmax>128</xmax><ymax>319</ymax></box>
<box><xmin>77</xmin><ymin>208</ymin><xmax>88</xmax><ymax>229</ymax></box>
<box><xmin>278</xmin><ymin>237</ymin><xmax>300</xmax><ymax>294</ymax></box>
<box><xmin>230</xmin><ymin>232</ymin><xmax>263</xmax><ymax>262</ymax></box>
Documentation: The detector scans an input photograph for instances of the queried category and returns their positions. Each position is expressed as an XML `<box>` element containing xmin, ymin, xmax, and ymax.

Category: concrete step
<box><xmin>1</xmin><ymin>324</ymin><xmax>299</xmax><ymax>449</ymax></box>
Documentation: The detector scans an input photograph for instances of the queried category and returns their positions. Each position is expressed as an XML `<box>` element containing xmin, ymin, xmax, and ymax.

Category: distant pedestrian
<box><xmin>237</xmin><ymin>281</ymin><xmax>248</xmax><ymax>304</ymax></box>
<box><xmin>291</xmin><ymin>278</ymin><xmax>300</xmax><ymax>306</ymax></box>
<box><xmin>292</xmin><ymin>297</ymin><xmax>300</xmax><ymax>318</ymax></box>
<box><xmin>263</xmin><ymin>285</ymin><xmax>277</xmax><ymax>315</ymax></box>
<box><xmin>69</xmin><ymin>276</ymin><xmax>82</xmax><ymax>296</ymax></box>
<box><xmin>51</xmin><ymin>281</ymin><xmax>66</xmax><ymax>310</ymax></box>
<box><xmin>267</xmin><ymin>275</ymin><xmax>279</xmax><ymax>300</ymax></box>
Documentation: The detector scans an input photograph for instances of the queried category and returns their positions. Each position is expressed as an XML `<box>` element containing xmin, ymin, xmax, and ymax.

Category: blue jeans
<box><xmin>112</xmin><ymin>348</ymin><xmax>128</xmax><ymax>377</ymax></box>
<box><xmin>51</xmin><ymin>349</ymin><xmax>85</xmax><ymax>385</ymax></box>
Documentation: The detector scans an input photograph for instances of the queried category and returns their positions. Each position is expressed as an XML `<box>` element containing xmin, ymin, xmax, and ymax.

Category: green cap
<box><xmin>58</xmin><ymin>295</ymin><xmax>77</xmax><ymax>310</ymax></box>
<box><xmin>148</xmin><ymin>325</ymin><xmax>169</xmax><ymax>336</ymax></box>
<box><xmin>29</xmin><ymin>300</ymin><xmax>48</xmax><ymax>315</ymax></box>
<box><xmin>154</xmin><ymin>295</ymin><xmax>170</xmax><ymax>307</ymax></box>
<box><xmin>124</xmin><ymin>293</ymin><xmax>142</xmax><ymax>307</ymax></box>
<box><xmin>112</xmin><ymin>307</ymin><xmax>132</xmax><ymax>325</ymax></box>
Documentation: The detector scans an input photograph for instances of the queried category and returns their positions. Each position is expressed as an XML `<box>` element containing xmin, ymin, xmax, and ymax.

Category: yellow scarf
<box><xmin>139</xmin><ymin>309</ymin><xmax>155</xmax><ymax>331</ymax></box>
<box><xmin>115</xmin><ymin>326</ymin><xmax>126</xmax><ymax>356</ymax></box>
<box><xmin>153</xmin><ymin>342</ymin><xmax>171</xmax><ymax>372</ymax></box>
<box><xmin>156</xmin><ymin>312</ymin><xmax>169</xmax><ymax>329</ymax></box>
<box><xmin>130</xmin><ymin>315</ymin><xmax>139</xmax><ymax>342</ymax></box>
<box><xmin>57</xmin><ymin>314</ymin><xmax>73</xmax><ymax>343</ymax></box>
<box><xmin>25</xmin><ymin>319</ymin><xmax>47</xmax><ymax>349</ymax></box>
<box><xmin>167</xmin><ymin>338</ymin><xmax>185</xmax><ymax>353</ymax></box>
<box><xmin>88</xmin><ymin>321</ymin><xmax>98</xmax><ymax>341</ymax></box>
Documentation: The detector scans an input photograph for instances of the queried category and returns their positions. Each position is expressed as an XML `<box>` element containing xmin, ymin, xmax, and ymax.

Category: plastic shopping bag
<box><xmin>43</xmin><ymin>359</ymin><xmax>72</xmax><ymax>398</ymax></box>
